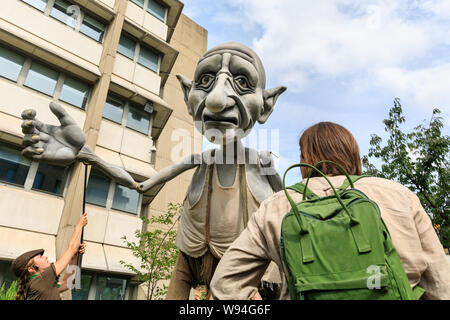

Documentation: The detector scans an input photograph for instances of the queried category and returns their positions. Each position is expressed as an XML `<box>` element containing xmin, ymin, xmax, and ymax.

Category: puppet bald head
<box><xmin>176</xmin><ymin>42</ymin><xmax>286</xmax><ymax>144</ymax></box>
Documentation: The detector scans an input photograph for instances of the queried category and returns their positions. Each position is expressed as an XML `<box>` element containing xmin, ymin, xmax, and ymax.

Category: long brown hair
<box><xmin>15</xmin><ymin>259</ymin><xmax>34</xmax><ymax>300</ymax></box>
<box><xmin>299</xmin><ymin>122</ymin><xmax>362</xmax><ymax>178</ymax></box>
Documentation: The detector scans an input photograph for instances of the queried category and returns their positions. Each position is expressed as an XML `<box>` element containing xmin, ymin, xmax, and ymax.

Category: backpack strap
<box><xmin>337</xmin><ymin>175</ymin><xmax>370</xmax><ymax>192</ymax></box>
<box><xmin>287</xmin><ymin>182</ymin><xmax>319</xmax><ymax>200</ymax></box>
<box><xmin>283</xmin><ymin>164</ymin><xmax>372</xmax><ymax>258</ymax></box>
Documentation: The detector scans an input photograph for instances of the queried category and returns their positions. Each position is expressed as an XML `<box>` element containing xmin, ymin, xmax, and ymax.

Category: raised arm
<box><xmin>54</xmin><ymin>213</ymin><xmax>87</xmax><ymax>276</ymax></box>
<box><xmin>137</xmin><ymin>153</ymin><xmax>201</xmax><ymax>192</ymax></box>
<box><xmin>21</xmin><ymin>102</ymin><xmax>138</xmax><ymax>189</ymax></box>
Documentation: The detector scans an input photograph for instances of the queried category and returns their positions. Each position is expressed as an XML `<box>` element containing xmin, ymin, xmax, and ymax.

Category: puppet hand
<box><xmin>21</xmin><ymin>102</ymin><xmax>86</xmax><ymax>165</ymax></box>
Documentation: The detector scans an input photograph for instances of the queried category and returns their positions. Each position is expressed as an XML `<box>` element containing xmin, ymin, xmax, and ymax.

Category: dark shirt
<box><xmin>25</xmin><ymin>263</ymin><xmax>61</xmax><ymax>300</ymax></box>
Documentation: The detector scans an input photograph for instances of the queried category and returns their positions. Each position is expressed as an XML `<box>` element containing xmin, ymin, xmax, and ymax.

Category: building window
<box><xmin>0</xmin><ymin>44</ymin><xmax>92</xmax><ymax>110</ymax></box>
<box><xmin>21</xmin><ymin>0</ymin><xmax>107</xmax><ymax>43</ymax></box>
<box><xmin>22</xmin><ymin>0</ymin><xmax>48</xmax><ymax>12</ymax></box>
<box><xmin>126</xmin><ymin>104</ymin><xmax>151</xmax><ymax>135</ymax></box>
<box><xmin>95</xmin><ymin>275</ymin><xmax>128</xmax><ymax>300</ymax></box>
<box><xmin>0</xmin><ymin>47</ymin><xmax>25</xmax><ymax>82</ymax></box>
<box><xmin>103</xmin><ymin>93</ymin><xmax>154</xmax><ymax>137</ymax></box>
<box><xmin>72</xmin><ymin>272</ymin><xmax>132</xmax><ymax>300</ymax></box>
<box><xmin>117</xmin><ymin>33</ymin><xmax>161</xmax><ymax>73</ymax></box>
<box><xmin>103</xmin><ymin>95</ymin><xmax>125</xmax><ymax>124</ymax></box>
<box><xmin>86</xmin><ymin>170</ymin><xmax>142</xmax><ymax>216</ymax></box>
<box><xmin>130</xmin><ymin>0</ymin><xmax>144</xmax><ymax>8</ymax></box>
<box><xmin>59</xmin><ymin>76</ymin><xmax>90</xmax><ymax>109</ymax></box>
<box><xmin>80</xmin><ymin>14</ymin><xmax>106</xmax><ymax>42</ymax></box>
<box><xmin>0</xmin><ymin>141</ymin><xmax>70</xmax><ymax>196</ymax></box>
<box><xmin>147</xmin><ymin>0</ymin><xmax>167</xmax><ymax>22</ymax></box>
<box><xmin>0</xmin><ymin>144</ymin><xmax>31</xmax><ymax>186</ymax></box>
<box><xmin>112</xmin><ymin>184</ymin><xmax>140</xmax><ymax>215</ymax></box>
<box><xmin>138</xmin><ymin>45</ymin><xmax>159</xmax><ymax>73</ymax></box>
<box><xmin>86</xmin><ymin>170</ymin><xmax>111</xmax><ymax>207</ymax></box>
<box><xmin>71</xmin><ymin>274</ymin><xmax>93</xmax><ymax>300</ymax></box>
<box><xmin>32</xmin><ymin>163</ymin><xmax>69</xmax><ymax>195</ymax></box>
<box><xmin>130</xmin><ymin>0</ymin><xmax>167</xmax><ymax>23</ymax></box>
<box><xmin>50</xmin><ymin>0</ymin><xmax>76</xmax><ymax>27</ymax></box>
<box><xmin>24</xmin><ymin>62</ymin><xmax>59</xmax><ymax>97</ymax></box>
<box><xmin>118</xmin><ymin>34</ymin><xmax>137</xmax><ymax>60</ymax></box>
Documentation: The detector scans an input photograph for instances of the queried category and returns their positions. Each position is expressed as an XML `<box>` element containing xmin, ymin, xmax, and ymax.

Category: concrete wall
<box><xmin>0</xmin><ymin>1</ymin><xmax>207</xmax><ymax>299</ymax></box>
<box><xmin>125</xmin><ymin>1</ymin><xmax>168</xmax><ymax>41</ymax></box>
<box><xmin>149</xmin><ymin>14</ymin><xmax>207</xmax><ymax>218</ymax></box>
<box><xmin>0</xmin><ymin>0</ymin><xmax>103</xmax><ymax>68</ymax></box>
<box><xmin>112</xmin><ymin>54</ymin><xmax>162</xmax><ymax>95</ymax></box>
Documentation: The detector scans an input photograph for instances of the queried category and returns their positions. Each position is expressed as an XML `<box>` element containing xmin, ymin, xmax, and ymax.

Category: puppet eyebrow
<box><xmin>229</xmin><ymin>58</ymin><xmax>259</xmax><ymax>87</ymax></box>
<box><xmin>200</xmin><ymin>49</ymin><xmax>254</xmax><ymax>65</ymax></box>
<box><xmin>194</xmin><ymin>57</ymin><xmax>221</xmax><ymax>80</ymax></box>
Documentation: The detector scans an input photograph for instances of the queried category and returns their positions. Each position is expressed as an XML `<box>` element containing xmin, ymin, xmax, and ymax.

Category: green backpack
<box><xmin>280</xmin><ymin>161</ymin><xmax>420</xmax><ymax>300</ymax></box>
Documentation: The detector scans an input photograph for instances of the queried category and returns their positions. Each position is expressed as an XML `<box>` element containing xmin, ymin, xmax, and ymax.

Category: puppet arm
<box><xmin>259</xmin><ymin>151</ymin><xmax>283</xmax><ymax>192</ymax></box>
<box><xmin>137</xmin><ymin>153</ymin><xmax>201</xmax><ymax>193</ymax></box>
<box><xmin>76</xmin><ymin>144</ymin><xmax>137</xmax><ymax>189</ymax></box>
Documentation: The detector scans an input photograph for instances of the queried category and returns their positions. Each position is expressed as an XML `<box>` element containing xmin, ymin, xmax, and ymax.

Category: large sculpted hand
<box><xmin>21</xmin><ymin>102</ymin><xmax>86</xmax><ymax>165</ymax></box>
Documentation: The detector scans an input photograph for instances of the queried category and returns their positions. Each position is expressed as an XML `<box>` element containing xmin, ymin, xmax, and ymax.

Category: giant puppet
<box><xmin>20</xmin><ymin>42</ymin><xmax>287</xmax><ymax>299</ymax></box>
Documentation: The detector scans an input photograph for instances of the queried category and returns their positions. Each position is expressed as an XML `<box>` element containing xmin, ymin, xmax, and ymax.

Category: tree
<box><xmin>362</xmin><ymin>98</ymin><xmax>449</xmax><ymax>249</ymax></box>
<box><xmin>120</xmin><ymin>203</ymin><xmax>181</xmax><ymax>300</ymax></box>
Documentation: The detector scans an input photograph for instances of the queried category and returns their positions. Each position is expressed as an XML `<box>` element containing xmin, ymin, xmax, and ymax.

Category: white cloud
<box><xmin>219</xmin><ymin>0</ymin><xmax>450</xmax><ymax>105</ymax></box>
<box><xmin>374</xmin><ymin>64</ymin><xmax>450</xmax><ymax>117</ymax></box>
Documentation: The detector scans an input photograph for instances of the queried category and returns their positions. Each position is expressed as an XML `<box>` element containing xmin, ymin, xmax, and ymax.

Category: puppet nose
<box><xmin>205</xmin><ymin>75</ymin><xmax>234</xmax><ymax>113</ymax></box>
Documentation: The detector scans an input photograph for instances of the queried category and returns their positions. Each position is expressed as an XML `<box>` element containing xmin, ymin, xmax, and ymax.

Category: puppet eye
<box><xmin>198</xmin><ymin>74</ymin><xmax>214</xmax><ymax>88</ymax></box>
<box><xmin>236</xmin><ymin>78</ymin><xmax>248</xmax><ymax>88</ymax></box>
<box><xmin>234</xmin><ymin>76</ymin><xmax>252</xmax><ymax>92</ymax></box>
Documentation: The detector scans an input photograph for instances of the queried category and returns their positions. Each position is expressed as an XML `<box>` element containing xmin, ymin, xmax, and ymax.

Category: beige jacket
<box><xmin>210</xmin><ymin>176</ymin><xmax>450</xmax><ymax>300</ymax></box>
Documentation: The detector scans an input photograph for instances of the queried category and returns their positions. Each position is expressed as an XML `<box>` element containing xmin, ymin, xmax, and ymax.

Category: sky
<box><xmin>182</xmin><ymin>0</ymin><xmax>450</xmax><ymax>186</ymax></box>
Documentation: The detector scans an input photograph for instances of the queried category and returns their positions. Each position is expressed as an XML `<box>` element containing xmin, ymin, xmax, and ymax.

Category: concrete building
<box><xmin>0</xmin><ymin>0</ymin><xmax>207</xmax><ymax>300</ymax></box>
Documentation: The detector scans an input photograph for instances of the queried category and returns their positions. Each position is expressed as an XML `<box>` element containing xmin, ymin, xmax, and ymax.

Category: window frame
<box><xmin>21</xmin><ymin>0</ymin><xmax>49</xmax><ymax>12</ymax></box>
<box><xmin>0</xmin><ymin>141</ymin><xmax>72</xmax><ymax>198</ymax></box>
<box><xmin>23</xmin><ymin>61</ymin><xmax>60</xmax><ymax>97</ymax></box>
<box><xmin>130</xmin><ymin>0</ymin><xmax>145</xmax><ymax>9</ymax></box>
<box><xmin>102</xmin><ymin>92</ymin><xmax>154</xmax><ymax>138</ymax></box>
<box><xmin>72</xmin><ymin>271</ymin><xmax>134</xmax><ymax>300</ymax></box>
<box><xmin>85</xmin><ymin>170</ymin><xmax>143</xmax><ymax>217</ymax></box>
<box><xmin>30</xmin><ymin>162</ymin><xmax>71</xmax><ymax>196</ymax></box>
<box><xmin>85</xmin><ymin>169</ymin><xmax>112</xmax><ymax>208</ymax></box>
<box><xmin>102</xmin><ymin>94</ymin><xmax>126</xmax><ymax>125</ymax></box>
<box><xmin>58</xmin><ymin>74</ymin><xmax>91</xmax><ymax>109</ymax></box>
<box><xmin>21</xmin><ymin>0</ymin><xmax>108</xmax><ymax>43</ymax></box>
<box><xmin>146</xmin><ymin>0</ymin><xmax>168</xmax><ymax>23</ymax></box>
<box><xmin>0</xmin><ymin>46</ymin><xmax>27</xmax><ymax>82</ymax></box>
<box><xmin>79</xmin><ymin>12</ymin><xmax>107</xmax><ymax>43</ymax></box>
<box><xmin>117</xmin><ymin>33</ymin><xmax>137</xmax><ymax>61</ymax></box>
<box><xmin>0</xmin><ymin>43</ymin><xmax>92</xmax><ymax>110</ymax></box>
<box><xmin>129</xmin><ymin>0</ymin><xmax>168</xmax><ymax>23</ymax></box>
<box><xmin>126</xmin><ymin>103</ymin><xmax>152</xmax><ymax>135</ymax></box>
<box><xmin>117</xmin><ymin>32</ymin><xmax>162</xmax><ymax>74</ymax></box>
<box><xmin>0</xmin><ymin>142</ymin><xmax>32</xmax><ymax>188</ymax></box>
<box><xmin>137</xmin><ymin>43</ymin><xmax>160</xmax><ymax>73</ymax></box>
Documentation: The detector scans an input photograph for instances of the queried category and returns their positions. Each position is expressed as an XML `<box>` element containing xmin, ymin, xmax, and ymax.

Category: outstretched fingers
<box><xmin>22</xmin><ymin>132</ymin><xmax>50</xmax><ymax>147</ymax></box>
<box><xmin>22</xmin><ymin>145</ymin><xmax>45</xmax><ymax>160</ymax></box>
<box><xmin>49</xmin><ymin>102</ymin><xmax>77</xmax><ymax>126</ymax></box>
<box><xmin>21</xmin><ymin>109</ymin><xmax>36</xmax><ymax>120</ymax></box>
<box><xmin>21</xmin><ymin>119</ymin><xmax>51</xmax><ymax>135</ymax></box>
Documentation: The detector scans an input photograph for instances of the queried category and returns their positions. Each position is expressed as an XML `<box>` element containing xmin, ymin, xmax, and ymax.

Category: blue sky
<box><xmin>182</xmin><ymin>0</ymin><xmax>450</xmax><ymax>185</ymax></box>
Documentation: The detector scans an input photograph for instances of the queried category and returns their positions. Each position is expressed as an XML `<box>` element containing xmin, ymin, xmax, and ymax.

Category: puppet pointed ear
<box><xmin>258</xmin><ymin>86</ymin><xmax>287</xmax><ymax>124</ymax></box>
<box><xmin>176</xmin><ymin>74</ymin><xmax>193</xmax><ymax>114</ymax></box>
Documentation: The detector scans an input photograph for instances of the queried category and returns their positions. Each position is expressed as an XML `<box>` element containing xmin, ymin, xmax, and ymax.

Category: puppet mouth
<box><xmin>203</xmin><ymin>113</ymin><xmax>239</xmax><ymax>126</ymax></box>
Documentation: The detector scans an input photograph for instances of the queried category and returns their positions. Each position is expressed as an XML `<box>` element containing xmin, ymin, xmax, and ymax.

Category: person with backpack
<box><xmin>209</xmin><ymin>122</ymin><xmax>450</xmax><ymax>300</ymax></box>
